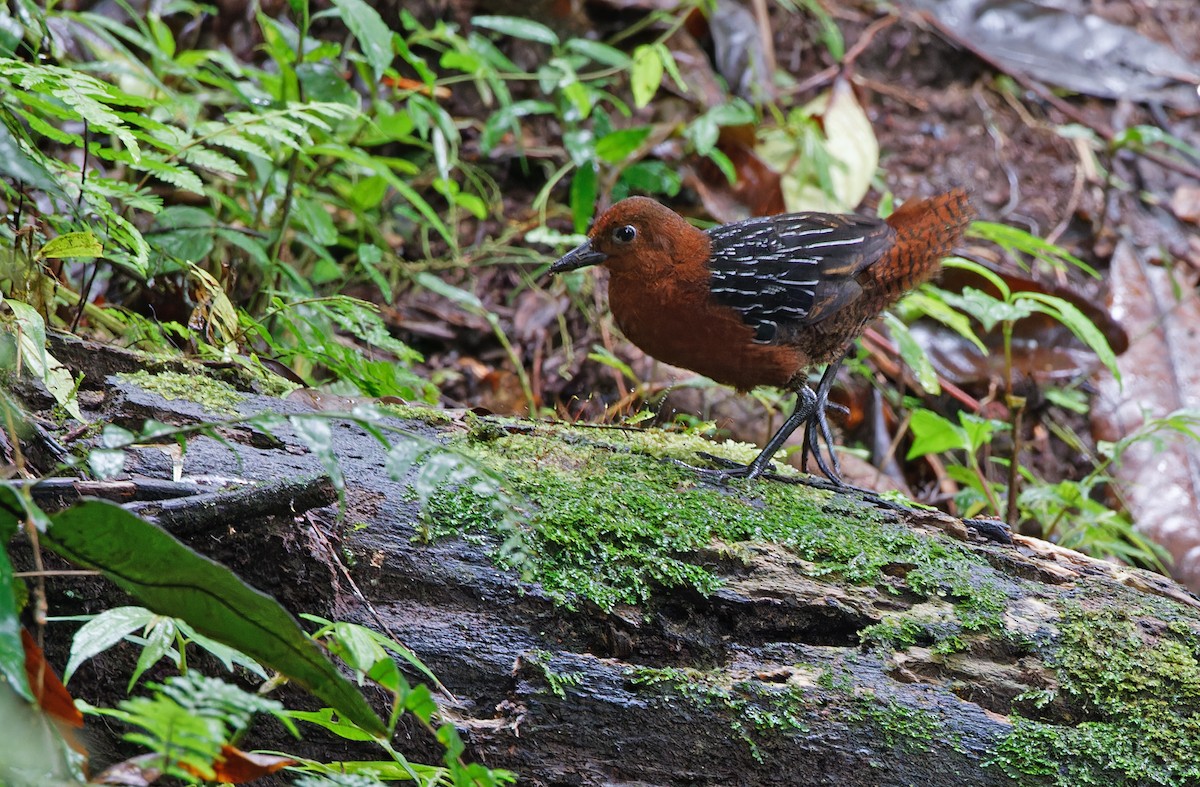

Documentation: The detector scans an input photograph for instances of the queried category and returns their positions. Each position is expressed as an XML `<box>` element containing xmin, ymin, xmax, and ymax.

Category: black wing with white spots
<box><xmin>706</xmin><ymin>212</ymin><xmax>895</xmax><ymax>343</ymax></box>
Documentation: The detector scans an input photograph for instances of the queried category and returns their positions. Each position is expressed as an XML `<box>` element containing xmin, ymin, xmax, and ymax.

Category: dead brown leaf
<box><xmin>1091</xmin><ymin>240</ymin><xmax>1200</xmax><ymax>590</ymax></box>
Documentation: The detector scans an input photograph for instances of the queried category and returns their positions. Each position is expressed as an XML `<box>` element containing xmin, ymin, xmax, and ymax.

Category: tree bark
<box><xmin>15</xmin><ymin>355</ymin><xmax>1200</xmax><ymax>787</ymax></box>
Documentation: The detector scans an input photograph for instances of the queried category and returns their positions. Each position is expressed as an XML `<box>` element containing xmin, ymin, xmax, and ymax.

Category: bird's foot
<box><xmin>800</xmin><ymin>399</ymin><xmax>848</xmax><ymax>484</ymax></box>
<box><xmin>671</xmin><ymin>453</ymin><xmax>767</xmax><ymax>481</ymax></box>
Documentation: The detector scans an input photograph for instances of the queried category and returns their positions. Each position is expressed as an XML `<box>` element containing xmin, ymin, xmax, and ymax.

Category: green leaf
<box><xmin>36</xmin><ymin>232</ymin><xmax>103</xmax><ymax>260</ymax></box>
<box><xmin>958</xmin><ymin>411</ymin><xmax>1006</xmax><ymax>453</ymax></box>
<box><xmin>35</xmin><ymin>500</ymin><xmax>386</xmax><ymax>737</ymax></box>
<box><xmin>129</xmin><ymin>616</ymin><xmax>178</xmax><ymax>691</ymax></box>
<box><xmin>938</xmin><ymin>287</ymin><xmax>1034</xmax><ymax>333</ymax></box>
<box><xmin>906</xmin><ymin>408</ymin><xmax>967</xmax><ymax>459</ymax></box>
<box><xmin>594</xmin><ymin>127</ymin><xmax>651</xmax><ymax>164</ymax></box>
<box><xmin>0</xmin><ymin>519</ymin><xmax>28</xmax><ymax>702</ymax></box>
<box><xmin>0</xmin><ymin>122</ymin><xmax>66</xmax><ymax>198</ymax></box>
<box><xmin>297</xmin><ymin>61</ymin><xmax>359</xmax><ymax>106</ymax></box>
<box><xmin>151</xmin><ymin>206</ymin><xmax>215</xmax><ymax>264</ymax></box>
<box><xmin>3</xmin><ymin>297</ymin><xmax>85</xmax><ymax>422</ymax></box>
<box><xmin>413</xmin><ymin>272</ymin><xmax>484</xmax><ymax>313</ymax></box>
<box><xmin>565</xmin><ymin>38</ymin><xmax>631</xmax><ymax>68</ymax></box>
<box><xmin>883</xmin><ymin>313</ymin><xmax>940</xmax><ymax>396</ymax></box>
<box><xmin>292</xmin><ymin>198</ymin><xmax>339</xmax><ymax>246</ymax></box>
<box><xmin>328</xmin><ymin>0</ymin><xmax>393</xmax><ymax>80</ymax></box>
<box><xmin>904</xmin><ymin>291</ymin><xmax>987</xmax><ymax>354</ymax></box>
<box><xmin>686</xmin><ymin>114</ymin><xmax>718</xmax><ymax>156</ymax></box>
<box><xmin>132</xmin><ymin>157</ymin><xmax>205</xmax><ymax>194</ymax></box>
<box><xmin>1021</xmin><ymin>292</ymin><xmax>1121</xmax><ymax>384</ymax></box>
<box><xmin>472</xmin><ymin>15</ymin><xmax>559</xmax><ymax>47</ymax></box>
<box><xmin>588</xmin><ymin>346</ymin><xmax>637</xmax><ymax>383</ymax></box>
<box><xmin>290</xmin><ymin>416</ymin><xmax>345</xmax><ymax>497</ymax></box>
<box><xmin>62</xmin><ymin>606</ymin><xmax>158</xmax><ymax>684</ymax></box>
<box><xmin>288</xmin><ymin>707</ymin><xmax>380</xmax><ymax>742</ymax></box>
<box><xmin>570</xmin><ymin>164</ymin><xmax>597</xmax><ymax>234</ymax></box>
<box><xmin>615</xmin><ymin>160</ymin><xmax>681</xmax><ymax>199</ymax></box>
<box><xmin>630</xmin><ymin>45</ymin><xmax>663</xmax><ymax>109</ymax></box>
<box><xmin>970</xmin><ymin>221</ymin><xmax>1097</xmax><ymax>278</ymax></box>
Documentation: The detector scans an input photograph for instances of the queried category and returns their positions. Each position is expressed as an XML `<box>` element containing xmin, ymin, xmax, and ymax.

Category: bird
<box><xmin>550</xmin><ymin>189</ymin><xmax>975</xmax><ymax>483</ymax></box>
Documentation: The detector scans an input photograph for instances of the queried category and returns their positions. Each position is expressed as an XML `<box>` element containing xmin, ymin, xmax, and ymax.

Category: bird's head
<box><xmin>550</xmin><ymin>197</ymin><xmax>708</xmax><ymax>277</ymax></box>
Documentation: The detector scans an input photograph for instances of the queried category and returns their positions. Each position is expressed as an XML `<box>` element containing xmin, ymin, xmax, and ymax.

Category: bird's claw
<box><xmin>800</xmin><ymin>397</ymin><xmax>846</xmax><ymax>483</ymax></box>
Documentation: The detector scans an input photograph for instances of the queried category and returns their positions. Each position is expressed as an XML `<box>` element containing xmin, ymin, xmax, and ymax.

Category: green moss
<box><xmin>117</xmin><ymin>370</ymin><xmax>244</xmax><ymax>415</ymax></box>
<box><xmin>629</xmin><ymin>666</ymin><xmax>812</xmax><ymax>762</ymax></box>
<box><xmin>630</xmin><ymin>663</ymin><xmax>947</xmax><ymax>760</ymax></box>
<box><xmin>988</xmin><ymin>604</ymin><xmax>1200</xmax><ymax>785</ymax></box>
<box><xmin>846</xmin><ymin>688</ymin><xmax>944</xmax><ymax>753</ymax></box>
<box><xmin>423</xmin><ymin>426</ymin><xmax>1007</xmax><ymax>622</ymax></box>
<box><xmin>378</xmin><ymin>401</ymin><xmax>454</xmax><ymax>425</ymax></box>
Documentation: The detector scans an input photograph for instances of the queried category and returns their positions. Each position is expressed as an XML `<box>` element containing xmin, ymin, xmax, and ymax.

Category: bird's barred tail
<box><xmin>870</xmin><ymin>188</ymin><xmax>975</xmax><ymax>298</ymax></box>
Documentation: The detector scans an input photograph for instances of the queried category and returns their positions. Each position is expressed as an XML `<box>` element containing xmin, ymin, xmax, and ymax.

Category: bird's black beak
<box><xmin>550</xmin><ymin>240</ymin><xmax>607</xmax><ymax>273</ymax></box>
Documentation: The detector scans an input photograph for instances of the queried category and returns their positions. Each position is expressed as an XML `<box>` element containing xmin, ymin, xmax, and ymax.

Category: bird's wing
<box><xmin>706</xmin><ymin>213</ymin><xmax>895</xmax><ymax>343</ymax></box>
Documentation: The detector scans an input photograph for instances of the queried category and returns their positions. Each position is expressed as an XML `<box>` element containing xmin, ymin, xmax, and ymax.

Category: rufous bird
<box><xmin>551</xmin><ymin>190</ymin><xmax>974</xmax><ymax>482</ymax></box>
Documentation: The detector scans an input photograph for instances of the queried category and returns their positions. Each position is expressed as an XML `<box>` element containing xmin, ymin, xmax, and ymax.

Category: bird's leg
<box><xmin>687</xmin><ymin>361</ymin><xmax>848</xmax><ymax>483</ymax></box>
<box><xmin>690</xmin><ymin>386</ymin><xmax>818</xmax><ymax>481</ymax></box>
<box><xmin>800</xmin><ymin>354</ymin><xmax>848</xmax><ymax>483</ymax></box>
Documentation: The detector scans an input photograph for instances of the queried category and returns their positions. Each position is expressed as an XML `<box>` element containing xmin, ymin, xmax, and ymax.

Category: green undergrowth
<box><xmin>989</xmin><ymin>603</ymin><xmax>1200</xmax><ymax>786</ymax></box>
<box><xmin>422</xmin><ymin>423</ymin><xmax>1009</xmax><ymax>622</ymax></box>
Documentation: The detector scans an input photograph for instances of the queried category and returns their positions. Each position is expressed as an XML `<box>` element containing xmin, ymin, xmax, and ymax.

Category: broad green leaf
<box><xmin>630</xmin><ymin>45</ymin><xmax>663</xmax><ymax>109</ymax></box>
<box><xmin>883</xmin><ymin>312</ymin><xmax>940</xmax><ymax>396</ymax></box>
<box><xmin>3</xmin><ymin>298</ymin><xmax>85</xmax><ymax>422</ymax></box>
<box><xmin>570</xmin><ymin>164</ymin><xmax>597</xmax><ymax>234</ymax></box>
<box><xmin>0</xmin><ymin>489</ymin><xmax>44</xmax><ymax>705</ymax></box>
<box><xmin>297</xmin><ymin>61</ymin><xmax>358</xmax><ymax>106</ymax></box>
<box><xmin>0</xmin><ymin>677</ymin><xmax>85</xmax><ymax>785</ymax></box>
<box><xmin>414</xmin><ymin>272</ymin><xmax>484</xmax><ymax>313</ymax></box>
<box><xmin>939</xmin><ymin>287</ymin><xmax>1035</xmax><ymax>332</ymax></box>
<box><xmin>565</xmin><ymin>38</ymin><xmax>631</xmax><ymax>68</ymax></box>
<box><xmin>35</xmin><ymin>231</ymin><xmax>103</xmax><ymax>260</ymax></box>
<box><xmin>287</xmin><ymin>707</ymin><xmax>380</xmax><ymax>742</ymax></box>
<box><xmin>764</xmin><ymin>79</ymin><xmax>877</xmax><ymax>213</ymax></box>
<box><xmin>904</xmin><ymin>290</ymin><xmax>987</xmax><ymax>354</ymax></box>
<box><xmin>293</xmin><ymin>198</ymin><xmax>339</xmax><ymax>246</ymax></box>
<box><xmin>958</xmin><ymin>411</ymin><xmax>1006</xmax><ymax>453</ymax></box>
<box><xmin>616</xmin><ymin>161</ymin><xmax>681</xmax><ymax>198</ymax></box>
<box><xmin>0</xmin><ymin>122</ymin><xmax>66</xmax><ymax>198</ymax></box>
<box><xmin>0</xmin><ymin>521</ymin><xmax>27</xmax><ymax>702</ymax></box>
<box><xmin>1022</xmin><ymin>292</ymin><xmax>1121</xmax><ymax>384</ymax></box>
<box><xmin>906</xmin><ymin>408</ymin><xmax>967</xmax><ymax>459</ymax></box>
<box><xmin>62</xmin><ymin>606</ymin><xmax>158</xmax><ymax>684</ymax></box>
<box><xmin>970</xmin><ymin>221</ymin><xmax>1098</xmax><ymax>278</ymax></box>
<box><xmin>38</xmin><ymin>500</ymin><xmax>386</xmax><ymax>737</ymax></box>
<box><xmin>472</xmin><ymin>15</ymin><xmax>559</xmax><ymax>47</ymax></box>
<box><xmin>594</xmin><ymin>127</ymin><xmax>651</xmax><ymax>164</ymax></box>
<box><xmin>151</xmin><ymin>205</ymin><xmax>215</xmax><ymax>263</ymax></box>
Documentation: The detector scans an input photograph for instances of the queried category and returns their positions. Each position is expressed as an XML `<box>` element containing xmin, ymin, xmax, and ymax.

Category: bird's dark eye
<box><xmin>613</xmin><ymin>225</ymin><xmax>637</xmax><ymax>244</ymax></box>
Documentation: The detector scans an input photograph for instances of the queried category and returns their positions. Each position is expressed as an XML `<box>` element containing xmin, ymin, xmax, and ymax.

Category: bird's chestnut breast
<box><xmin>606</xmin><ymin>269</ymin><xmax>804</xmax><ymax>391</ymax></box>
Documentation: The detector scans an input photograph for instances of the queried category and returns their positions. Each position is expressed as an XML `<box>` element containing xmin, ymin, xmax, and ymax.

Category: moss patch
<box><xmin>628</xmin><ymin>665</ymin><xmax>812</xmax><ymax>762</ymax></box>
<box><xmin>988</xmin><ymin>603</ymin><xmax>1200</xmax><ymax>786</ymax></box>
<box><xmin>424</xmin><ymin>425</ymin><xmax>1008</xmax><ymax>622</ymax></box>
<box><xmin>630</xmin><ymin>661</ymin><xmax>945</xmax><ymax>761</ymax></box>
<box><xmin>117</xmin><ymin>370</ymin><xmax>245</xmax><ymax>415</ymax></box>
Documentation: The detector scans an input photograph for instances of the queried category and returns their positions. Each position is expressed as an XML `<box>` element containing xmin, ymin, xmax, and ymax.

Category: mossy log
<box><xmin>22</xmin><ymin>363</ymin><xmax>1200</xmax><ymax>787</ymax></box>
